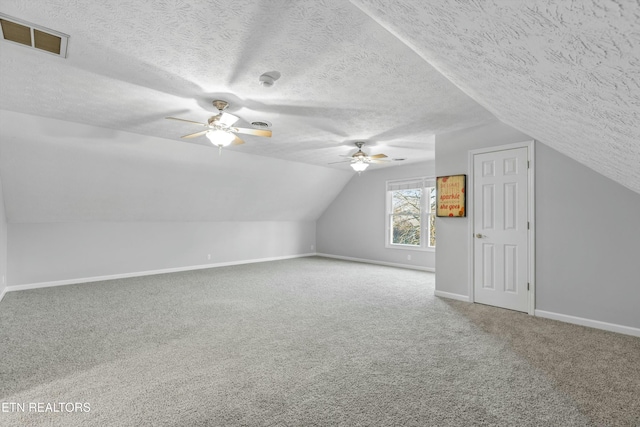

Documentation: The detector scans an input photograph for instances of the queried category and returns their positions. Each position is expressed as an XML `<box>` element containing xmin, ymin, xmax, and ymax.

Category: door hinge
<box><xmin>527</xmin><ymin>222</ymin><xmax>530</xmax><ymax>230</ymax></box>
<box><xmin>527</xmin><ymin>160</ymin><xmax>530</xmax><ymax>168</ymax></box>
<box><xmin>527</xmin><ymin>283</ymin><xmax>530</xmax><ymax>291</ymax></box>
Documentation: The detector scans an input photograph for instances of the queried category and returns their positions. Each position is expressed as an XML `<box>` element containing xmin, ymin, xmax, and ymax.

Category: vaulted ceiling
<box><xmin>0</xmin><ymin>0</ymin><xmax>493</xmax><ymax>170</ymax></box>
<box><xmin>0</xmin><ymin>0</ymin><xmax>638</xmax><ymax>206</ymax></box>
<box><xmin>353</xmin><ymin>0</ymin><xmax>640</xmax><ymax>194</ymax></box>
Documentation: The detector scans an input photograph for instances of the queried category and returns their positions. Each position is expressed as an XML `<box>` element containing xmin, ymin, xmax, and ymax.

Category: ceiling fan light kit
<box><xmin>351</xmin><ymin>160</ymin><xmax>369</xmax><ymax>173</ymax></box>
<box><xmin>330</xmin><ymin>141</ymin><xmax>398</xmax><ymax>174</ymax></box>
<box><xmin>166</xmin><ymin>99</ymin><xmax>272</xmax><ymax>154</ymax></box>
<box><xmin>167</xmin><ymin>101</ymin><xmax>403</xmax><ymax>169</ymax></box>
<box><xmin>206</xmin><ymin>130</ymin><xmax>235</xmax><ymax>147</ymax></box>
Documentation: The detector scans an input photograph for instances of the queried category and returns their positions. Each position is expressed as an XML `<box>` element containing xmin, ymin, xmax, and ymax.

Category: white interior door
<box><xmin>473</xmin><ymin>147</ymin><xmax>529</xmax><ymax>312</ymax></box>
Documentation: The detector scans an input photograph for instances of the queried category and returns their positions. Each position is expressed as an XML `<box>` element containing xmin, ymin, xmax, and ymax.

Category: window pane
<box><xmin>428</xmin><ymin>186</ymin><xmax>436</xmax><ymax>247</ymax></box>
<box><xmin>428</xmin><ymin>213</ymin><xmax>436</xmax><ymax>247</ymax></box>
<box><xmin>392</xmin><ymin>214</ymin><xmax>421</xmax><ymax>246</ymax></box>
<box><xmin>392</xmin><ymin>189</ymin><xmax>421</xmax><ymax>215</ymax></box>
<box><xmin>428</xmin><ymin>187</ymin><xmax>437</xmax><ymax>213</ymax></box>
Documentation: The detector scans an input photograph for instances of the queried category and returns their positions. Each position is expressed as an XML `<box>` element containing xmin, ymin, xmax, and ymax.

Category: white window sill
<box><xmin>386</xmin><ymin>244</ymin><xmax>435</xmax><ymax>252</ymax></box>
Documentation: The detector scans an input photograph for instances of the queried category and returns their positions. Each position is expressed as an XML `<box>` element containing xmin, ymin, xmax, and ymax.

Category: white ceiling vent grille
<box><xmin>0</xmin><ymin>13</ymin><xmax>69</xmax><ymax>58</ymax></box>
<box><xmin>251</xmin><ymin>120</ymin><xmax>272</xmax><ymax>129</ymax></box>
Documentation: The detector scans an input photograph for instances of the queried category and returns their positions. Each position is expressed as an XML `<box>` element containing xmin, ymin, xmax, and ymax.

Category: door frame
<box><xmin>467</xmin><ymin>140</ymin><xmax>536</xmax><ymax>315</ymax></box>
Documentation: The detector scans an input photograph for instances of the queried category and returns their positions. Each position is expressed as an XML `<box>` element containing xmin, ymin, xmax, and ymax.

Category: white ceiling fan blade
<box><xmin>369</xmin><ymin>153</ymin><xmax>388</xmax><ymax>159</ymax></box>
<box><xmin>181</xmin><ymin>130</ymin><xmax>209</xmax><ymax>139</ymax></box>
<box><xmin>166</xmin><ymin>117</ymin><xmax>207</xmax><ymax>126</ymax></box>
<box><xmin>217</xmin><ymin>112</ymin><xmax>239</xmax><ymax>126</ymax></box>
<box><xmin>232</xmin><ymin>127</ymin><xmax>272</xmax><ymax>137</ymax></box>
<box><xmin>328</xmin><ymin>160</ymin><xmax>352</xmax><ymax>164</ymax></box>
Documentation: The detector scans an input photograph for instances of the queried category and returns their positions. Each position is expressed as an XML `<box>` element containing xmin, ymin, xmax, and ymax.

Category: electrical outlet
<box><xmin>407</xmin><ymin>254</ymin><xmax>412</xmax><ymax>261</ymax></box>
<box><xmin>1</xmin><ymin>275</ymin><xmax>4</xmax><ymax>285</ymax></box>
<box><xmin>310</xmin><ymin>244</ymin><xmax>315</xmax><ymax>251</ymax></box>
<box><xmin>207</xmin><ymin>254</ymin><xmax>211</xmax><ymax>261</ymax></box>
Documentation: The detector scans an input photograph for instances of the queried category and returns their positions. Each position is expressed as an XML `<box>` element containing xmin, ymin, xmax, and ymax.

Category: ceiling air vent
<box><xmin>0</xmin><ymin>13</ymin><xmax>69</xmax><ymax>57</ymax></box>
<box><xmin>251</xmin><ymin>120</ymin><xmax>272</xmax><ymax>129</ymax></box>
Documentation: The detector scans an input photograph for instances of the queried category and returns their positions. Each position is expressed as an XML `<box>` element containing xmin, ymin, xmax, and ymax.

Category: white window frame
<box><xmin>385</xmin><ymin>177</ymin><xmax>436</xmax><ymax>252</ymax></box>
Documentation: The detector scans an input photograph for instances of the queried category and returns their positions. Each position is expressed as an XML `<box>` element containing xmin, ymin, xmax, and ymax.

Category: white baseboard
<box><xmin>434</xmin><ymin>290</ymin><xmax>471</xmax><ymax>302</ymax></box>
<box><xmin>5</xmin><ymin>253</ymin><xmax>317</xmax><ymax>293</ymax></box>
<box><xmin>535</xmin><ymin>309</ymin><xmax>640</xmax><ymax>338</ymax></box>
<box><xmin>316</xmin><ymin>253</ymin><xmax>435</xmax><ymax>272</ymax></box>
<box><xmin>0</xmin><ymin>286</ymin><xmax>7</xmax><ymax>303</ymax></box>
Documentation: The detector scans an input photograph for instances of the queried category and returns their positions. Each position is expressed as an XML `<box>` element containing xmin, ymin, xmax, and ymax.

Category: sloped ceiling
<box><xmin>351</xmin><ymin>0</ymin><xmax>640</xmax><ymax>194</ymax></box>
<box><xmin>0</xmin><ymin>0</ymin><xmax>493</xmax><ymax>168</ymax></box>
<box><xmin>0</xmin><ymin>111</ymin><xmax>353</xmax><ymax>222</ymax></box>
<box><xmin>0</xmin><ymin>1</ymin><xmax>638</xmax><ymax>225</ymax></box>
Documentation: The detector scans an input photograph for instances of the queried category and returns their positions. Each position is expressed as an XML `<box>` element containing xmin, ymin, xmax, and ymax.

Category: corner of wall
<box><xmin>316</xmin><ymin>161</ymin><xmax>437</xmax><ymax>270</ymax></box>
<box><xmin>0</xmin><ymin>172</ymin><xmax>8</xmax><ymax>300</ymax></box>
<box><xmin>434</xmin><ymin>121</ymin><xmax>531</xmax><ymax>297</ymax></box>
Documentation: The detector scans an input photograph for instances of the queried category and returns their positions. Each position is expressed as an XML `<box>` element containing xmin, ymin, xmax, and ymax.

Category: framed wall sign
<box><xmin>436</xmin><ymin>175</ymin><xmax>466</xmax><ymax>217</ymax></box>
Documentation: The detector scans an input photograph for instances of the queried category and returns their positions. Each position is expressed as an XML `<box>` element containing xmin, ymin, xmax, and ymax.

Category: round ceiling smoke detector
<box><xmin>259</xmin><ymin>71</ymin><xmax>281</xmax><ymax>87</ymax></box>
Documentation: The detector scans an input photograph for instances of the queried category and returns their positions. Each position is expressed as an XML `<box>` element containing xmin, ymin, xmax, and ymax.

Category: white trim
<box><xmin>467</xmin><ymin>140</ymin><xmax>536</xmax><ymax>315</ymax></box>
<box><xmin>434</xmin><ymin>290</ymin><xmax>471</xmax><ymax>302</ymax></box>
<box><xmin>385</xmin><ymin>176</ymin><xmax>436</xmax><ymax>191</ymax></box>
<box><xmin>4</xmin><ymin>253</ymin><xmax>316</xmax><ymax>293</ymax></box>
<box><xmin>385</xmin><ymin>243</ymin><xmax>435</xmax><ymax>253</ymax></box>
<box><xmin>535</xmin><ymin>310</ymin><xmax>640</xmax><ymax>338</ymax></box>
<box><xmin>0</xmin><ymin>286</ymin><xmax>7</xmax><ymax>303</ymax></box>
<box><xmin>316</xmin><ymin>253</ymin><xmax>435</xmax><ymax>272</ymax></box>
<box><xmin>385</xmin><ymin>177</ymin><xmax>437</xmax><ymax>252</ymax></box>
<box><xmin>528</xmin><ymin>142</ymin><xmax>536</xmax><ymax>315</ymax></box>
<box><xmin>467</xmin><ymin>148</ymin><xmax>474</xmax><ymax>307</ymax></box>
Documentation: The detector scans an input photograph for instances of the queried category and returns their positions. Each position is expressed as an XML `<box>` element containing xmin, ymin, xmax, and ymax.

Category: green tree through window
<box><xmin>391</xmin><ymin>189</ymin><xmax>422</xmax><ymax>245</ymax></box>
<box><xmin>387</xmin><ymin>178</ymin><xmax>436</xmax><ymax>249</ymax></box>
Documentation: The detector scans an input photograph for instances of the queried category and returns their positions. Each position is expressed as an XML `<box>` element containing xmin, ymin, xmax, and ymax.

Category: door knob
<box><xmin>476</xmin><ymin>233</ymin><xmax>483</xmax><ymax>238</ymax></box>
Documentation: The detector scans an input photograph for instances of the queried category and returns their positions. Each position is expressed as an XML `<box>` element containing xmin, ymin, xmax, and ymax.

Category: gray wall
<box><xmin>536</xmin><ymin>143</ymin><xmax>640</xmax><ymax>328</ymax></box>
<box><xmin>8</xmin><ymin>221</ymin><xmax>315</xmax><ymax>286</ymax></box>
<box><xmin>0</xmin><ymin>111</ymin><xmax>353</xmax><ymax>288</ymax></box>
<box><xmin>317</xmin><ymin>160</ymin><xmax>436</xmax><ymax>270</ymax></box>
<box><xmin>435</xmin><ymin>120</ymin><xmax>640</xmax><ymax>329</ymax></box>
<box><xmin>435</xmin><ymin>121</ymin><xmax>531</xmax><ymax>295</ymax></box>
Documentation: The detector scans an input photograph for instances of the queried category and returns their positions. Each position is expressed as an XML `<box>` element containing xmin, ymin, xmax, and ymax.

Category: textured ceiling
<box><xmin>352</xmin><ymin>0</ymin><xmax>640</xmax><ymax>194</ymax></box>
<box><xmin>0</xmin><ymin>0</ymin><xmax>638</xmax><ymax>193</ymax></box>
<box><xmin>0</xmin><ymin>0</ymin><xmax>494</xmax><ymax>171</ymax></box>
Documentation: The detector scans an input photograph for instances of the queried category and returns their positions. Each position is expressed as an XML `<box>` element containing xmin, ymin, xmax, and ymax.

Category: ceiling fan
<box><xmin>329</xmin><ymin>142</ymin><xmax>397</xmax><ymax>173</ymax></box>
<box><xmin>166</xmin><ymin>100</ymin><xmax>272</xmax><ymax>153</ymax></box>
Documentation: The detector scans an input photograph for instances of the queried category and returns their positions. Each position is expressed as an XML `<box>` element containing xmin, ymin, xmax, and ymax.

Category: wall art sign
<box><xmin>436</xmin><ymin>174</ymin><xmax>466</xmax><ymax>217</ymax></box>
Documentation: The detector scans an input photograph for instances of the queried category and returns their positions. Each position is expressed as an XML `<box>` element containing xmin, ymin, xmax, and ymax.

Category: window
<box><xmin>386</xmin><ymin>177</ymin><xmax>436</xmax><ymax>250</ymax></box>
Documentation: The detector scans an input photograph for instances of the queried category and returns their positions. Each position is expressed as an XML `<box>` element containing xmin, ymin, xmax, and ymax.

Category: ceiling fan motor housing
<box><xmin>207</xmin><ymin>115</ymin><xmax>224</xmax><ymax>128</ymax></box>
<box><xmin>166</xmin><ymin>98</ymin><xmax>272</xmax><ymax>144</ymax></box>
<box><xmin>352</xmin><ymin>142</ymin><xmax>367</xmax><ymax>159</ymax></box>
<box><xmin>212</xmin><ymin>100</ymin><xmax>229</xmax><ymax>111</ymax></box>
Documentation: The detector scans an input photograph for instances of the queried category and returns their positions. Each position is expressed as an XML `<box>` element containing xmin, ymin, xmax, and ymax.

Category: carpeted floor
<box><xmin>0</xmin><ymin>256</ymin><xmax>638</xmax><ymax>426</ymax></box>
